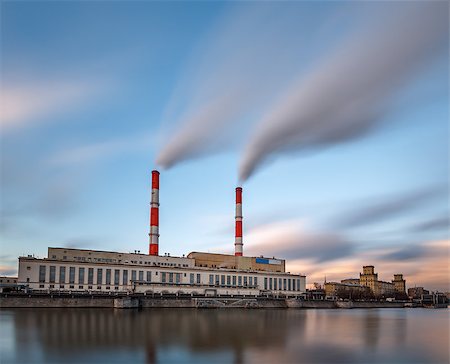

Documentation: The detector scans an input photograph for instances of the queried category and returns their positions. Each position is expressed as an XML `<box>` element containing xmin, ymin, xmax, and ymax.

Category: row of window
<box><xmin>39</xmin><ymin>266</ymin><xmax>152</xmax><ymax>286</ymax></box>
<box><xmin>264</xmin><ymin>277</ymin><xmax>301</xmax><ymax>291</ymax></box>
<box><xmin>37</xmin><ymin>265</ymin><xmax>301</xmax><ymax>291</ymax></box>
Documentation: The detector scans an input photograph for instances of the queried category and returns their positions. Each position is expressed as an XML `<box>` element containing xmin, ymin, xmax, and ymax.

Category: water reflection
<box><xmin>1</xmin><ymin>308</ymin><xmax>448</xmax><ymax>363</ymax></box>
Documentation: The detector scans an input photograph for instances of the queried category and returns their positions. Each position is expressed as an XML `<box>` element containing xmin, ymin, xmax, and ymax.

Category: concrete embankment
<box><xmin>335</xmin><ymin>301</ymin><xmax>404</xmax><ymax>309</ymax></box>
<box><xmin>0</xmin><ymin>295</ymin><xmax>408</xmax><ymax>309</ymax></box>
<box><xmin>0</xmin><ymin>295</ymin><xmax>114</xmax><ymax>308</ymax></box>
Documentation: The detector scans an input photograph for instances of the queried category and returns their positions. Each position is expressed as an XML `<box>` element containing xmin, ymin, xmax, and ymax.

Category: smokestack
<box><xmin>235</xmin><ymin>187</ymin><xmax>243</xmax><ymax>256</ymax></box>
<box><xmin>149</xmin><ymin>170</ymin><xmax>160</xmax><ymax>256</ymax></box>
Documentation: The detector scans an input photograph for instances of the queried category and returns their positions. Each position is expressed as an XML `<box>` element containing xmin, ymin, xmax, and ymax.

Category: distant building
<box><xmin>392</xmin><ymin>274</ymin><xmax>406</xmax><ymax>293</ymax></box>
<box><xmin>324</xmin><ymin>281</ymin><xmax>370</xmax><ymax>298</ymax></box>
<box><xmin>359</xmin><ymin>266</ymin><xmax>399</xmax><ymax>297</ymax></box>
<box><xmin>328</xmin><ymin>266</ymin><xmax>406</xmax><ymax>298</ymax></box>
<box><xmin>0</xmin><ymin>276</ymin><xmax>19</xmax><ymax>293</ymax></box>
<box><xmin>341</xmin><ymin>278</ymin><xmax>360</xmax><ymax>285</ymax></box>
<box><xmin>408</xmin><ymin>287</ymin><xmax>429</xmax><ymax>299</ymax></box>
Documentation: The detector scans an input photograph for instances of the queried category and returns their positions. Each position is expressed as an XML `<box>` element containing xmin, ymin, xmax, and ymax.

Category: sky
<box><xmin>1</xmin><ymin>1</ymin><xmax>448</xmax><ymax>291</ymax></box>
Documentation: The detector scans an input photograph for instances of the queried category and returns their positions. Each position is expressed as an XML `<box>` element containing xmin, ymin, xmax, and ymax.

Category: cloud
<box><xmin>155</xmin><ymin>3</ymin><xmax>351</xmax><ymax>169</ymax></box>
<box><xmin>287</xmin><ymin>239</ymin><xmax>449</xmax><ymax>291</ymax></box>
<box><xmin>0</xmin><ymin>266</ymin><xmax>17</xmax><ymax>276</ymax></box>
<box><xmin>0</xmin><ymin>77</ymin><xmax>107</xmax><ymax>131</ymax></box>
<box><xmin>380</xmin><ymin>245</ymin><xmax>426</xmax><ymax>261</ymax></box>
<box><xmin>244</xmin><ymin>219</ymin><xmax>354</xmax><ymax>263</ymax></box>
<box><xmin>334</xmin><ymin>186</ymin><xmax>445</xmax><ymax>228</ymax></box>
<box><xmin>410</xmin><ymin>216</ymin><xmax>450</xmax><ymax>233</ymax></box>
<box><xmin>46</xmin><ymin>132</ymin><xmax>156</xmax><ymax>166</ymax></box>
<box><xmin>239</xmin><ymin>3</ymin><xmax>448</xmax><ymax>180</ymax></box>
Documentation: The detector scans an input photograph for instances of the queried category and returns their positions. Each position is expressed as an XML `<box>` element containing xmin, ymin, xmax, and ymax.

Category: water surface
<box><xmin>0</xmin><ymin>308</ymin><xmax>448</xmax><ymax>363</ymax></box>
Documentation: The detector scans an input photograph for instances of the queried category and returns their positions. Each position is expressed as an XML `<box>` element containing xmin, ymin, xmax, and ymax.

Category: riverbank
<box><xmin>0</xmin><ymin>293</ymin><xmax>422</xmax><ymax>309</ymax></box>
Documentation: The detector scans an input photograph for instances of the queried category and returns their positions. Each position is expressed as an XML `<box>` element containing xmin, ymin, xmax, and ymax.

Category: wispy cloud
<box><xmin>288</xmin><ymin>239</ymin><xmax>449</xmax><ymax>291</ymax></box>
<box><xmin>46</xmin><ymin>132</ymin><xmax>156</xmax><ymax>166</ymax></box>
<box><xmin>244</xmin><ymin>219</ymin><xmax>354</xmax><ymax>263</ymax></box>
<box><xmin>0</xmin><ymin>77</ymin><xmax>108</xmax><ymax>131</ymax></box>
<box><xmin>334</xmin><ymin>186</ymin><xmax>445</xmax><ymax>229</ymax></box>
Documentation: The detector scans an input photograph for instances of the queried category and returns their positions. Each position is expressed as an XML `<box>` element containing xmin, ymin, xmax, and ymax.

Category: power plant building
<box><xmin>17</xmin><ymin>170</ymin><xmax>306</xmax><ymax>296</ymax></box>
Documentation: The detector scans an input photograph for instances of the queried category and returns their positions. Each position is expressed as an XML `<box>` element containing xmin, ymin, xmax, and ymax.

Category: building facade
<box><xmin>18</xmin><ymin>248</ymin><xmax>306</xmax><ymax>296</ymax></box>
<box><xmin>324</xmin><ymin>281</ymin><xmax>370</xmax><ymax>298</ymax></box>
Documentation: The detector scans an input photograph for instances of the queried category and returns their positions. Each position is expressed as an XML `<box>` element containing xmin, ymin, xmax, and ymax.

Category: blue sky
<box><xmin>1</xmin><ymin>1</ymin><xmax>448</xmax><ymax>290</ymax></box>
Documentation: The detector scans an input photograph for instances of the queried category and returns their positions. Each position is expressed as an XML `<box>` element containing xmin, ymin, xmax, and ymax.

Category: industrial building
<box><xmin>17</xmin><ymin>170</ymin><xmax>306</xmax><ymax>296</ymax></box>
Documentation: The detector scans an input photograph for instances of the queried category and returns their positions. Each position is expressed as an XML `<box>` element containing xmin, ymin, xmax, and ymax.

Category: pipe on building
<box><xmin>149</xmin><ymin>170</ymin><xmax>160</xmax><ymax>256</ymax></box>
<box><xmin>235</xmin><ymin>187</ymin><xmax>243</xmax><ymax>256</ymax></box>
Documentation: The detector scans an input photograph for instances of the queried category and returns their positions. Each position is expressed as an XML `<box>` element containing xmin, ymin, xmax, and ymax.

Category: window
<box><xmin>79</xmin><ymin>285</ymin><xmax>83</xmax><ymax>289</ymax></box>
<box><xmin>97</xmin><ymin>269</ymin><xmax>103</xmax><ymax>285</ymax></box>
<box><xmin>146</xmin><ymin>271</ymin><xmax>151</xmax><ymax>282</ymax></box>
<box><xmin>254</xmin><ymin>277</ymin><xmax>258</xmax><ymax>287</ymax></box>
<box><xmin>264</xmin><ymin>277</ymin><xmax>268</xmax><ymax>290</ymax></box>
<box><xmin>238</xmin><ymin>276</ymin><xmax>242</xmax><ymax>287</ymax></box>
<box><xmin>49</xmin><ymin>284</ymin><xmax>55</xmax><ymax>289</ymax></box>
<box><xmin>49</xmin><ymin>266</ymin><xmax>56</xmax><ymax>283</ymax></box>
<box><xmin>274</xmin><ymin>278</ymin><xmax>277</xmax><ymax>290</ymax></box>
<box><xmin>269</xmin><ymin>278</ymin><xmax>272</xmax><ymax>290</ymax></box>
<box><xmin>249</xmin><ymin>277</ymin><xmax>253</xmax><ymax>286</ymax></box>
<box><xmin>79</xmin><ymin>268</ymin><xmax>85</xmax><ymax>284</ymax></box>
<box><xmin>60</xmin><ymin>285</ymin><xmax>64</xmax><ymax>288</ymax></box>
<box><xmin>244</xmin><ymin>276</ymin><xmax>248</xmax><ymax>286</ymax></box>
<box><xmin>176</xmin><ymin>273</ymin><xmax>181</xmax><ymax>284</ymax></box>
<box><xmin>215</xmin><ymin>275</ymin><xmax>219</xmax><ymax>285</ymax></box>
<box><xmin>88</xmin><ymin>285</ymin><xmax>93</xmax><ymax>289</ymax></box>
<box><xmin>169</xmin><ymin>273</ymin><xmax>174</xmax><ymax>283</ymax></box>
<box><xmin>209</xmin><ymin>274</ymin><xmax>214</xmax><ymax>285</ymax></box>
<box><xmin>279</xmin><ymin>278</ymin><xmax>282</xmax><ymax>290</ymax></box>
<box><xmin>106</xmin><ymin>269</ymin><xmax>111</xmax><ymax>285</ymax></box>
<box><xmin>227</xmin><ymin>276</ymin><xmax>231</xmax><ymax>286</ymax></box>
<box><xmin>221</xmin><ymin>275</ymin><xmax>225</xmax><ymax>285</ymax></box>
<box><xmin>39</xmin><ymin>284</ymin><xmax>44</xmax><ymax>288</ymax></box>
<box><xmin>70</xmin><ymin>285</ymin><xmax>74</xmax><ymax>289</ymax></box>
<box><xmin>288</xmin><ymin>279</ymin><xmax>291</xmax><ymax>291</ymax></box>
<box><xmin>88</xmin><ymin>268</ymin><xmax>94</xmax><ymax>285</ymax></box>
<box><xmin>190</xmin><ymin>273</ymin><xmax>194</xmax><ymax>284</ymax></box>
<box><xmin>139</xmin><ymin>271</ymin><xmax>144</xmax><ymax>281</ymax></box>
<box><xmin>297</xmin><ymin>279</ymin><xmax>301</xmax><ymax>291</ymax></box>
<box><xmin>123</xmin><ymin>270</ymin><xmax>128</xmax><ymax>285</ymax></box>
<box><xmin>196</xmin><ymin>273</ymin><xmax>200</xmax><ymax>284</ymax></box>
<box><xmin>114</xmin><ymin>270</ymin><xmax>120</xmax><ymax>285</ymax></box>
<box><xmin>131</xmin><ymin>270</ymin><xmax>136</xmax><ymax>282</ymax></box>
<box><xmin>232</xmin><ymin>276</ymin><xmax>237</xmax><ymax>286</ymax></box>
<box><xmin>292</xmin><ymin>279</ymin><xmax>295</xmax><ymax>291</ymax></box>
<box><xmin>39</xmin><ymin>265</ymin><xmax>46</xmax><ymax>283</ymax></box>
<box><xmin>97</xmin><ymin>286</ymin><xmax>101</xmax><ymax>290</ymax></box>
<box><xmin>161</xmin><ymin>272</ymin><xmax>166</xmax><ymax>283</ymax></box>
<box><xmin>59</xmin><ymin>267</ymin><xmax>66</xmax><ymax>284</ymax></box>
<box><xmin>283</xmin><ymin>278</ymin><xmax>287</xmax><ymax>290</ymax></box>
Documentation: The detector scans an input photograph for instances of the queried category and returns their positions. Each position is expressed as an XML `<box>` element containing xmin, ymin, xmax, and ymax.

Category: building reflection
<box><xmin>12</xmin><ymin>309</ymin><xmax>303</xmax><ymax>363</ymax></box>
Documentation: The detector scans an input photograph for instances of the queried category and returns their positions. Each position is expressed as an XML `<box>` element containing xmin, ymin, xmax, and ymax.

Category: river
<box><xmin>0</xmin><ymin>308</ymin><xmax>448</xmax><ymax>363</ymax></box>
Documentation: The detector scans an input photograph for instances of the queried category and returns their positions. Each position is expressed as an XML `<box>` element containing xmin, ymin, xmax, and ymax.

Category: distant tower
<box><xmin>393</xmin><ymin>274</ymin><xmax>406</xmax><ymax>293</ymax></box>
<box><xmin>235</xmin><ymin>187</ymin><xmax>243</xmax><ymax>256</ymax></box>
<box><xmin>360</xmin><ymin>265</ymin><xmax>378</xmax><ymax>295</ymax></box>
<box><xmin>149</xmin><ymin>170</ymin><xmax>160</xmax><ymax>256</ymax></box>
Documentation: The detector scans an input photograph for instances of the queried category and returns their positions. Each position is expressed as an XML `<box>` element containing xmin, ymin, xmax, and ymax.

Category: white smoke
<box><xmin>155</xmin><ymin>3</ymin><xmax>350</xmax><ymax>168</ymax></box>
<box><xmin>154</xmin><ymin>3</ymin><xmax>448</xmax><ymax>179</ymax></box>
<box><xmin>239</xmin><ymin>4</ymin><xmax>448</xmax><ymax>180</ymax></box>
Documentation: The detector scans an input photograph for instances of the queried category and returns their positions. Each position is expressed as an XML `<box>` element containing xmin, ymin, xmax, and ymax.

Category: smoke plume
<box><xmin>239</xmin><ymin>4</ymin><xmax>448</xmax><ymax>180</ymax></box>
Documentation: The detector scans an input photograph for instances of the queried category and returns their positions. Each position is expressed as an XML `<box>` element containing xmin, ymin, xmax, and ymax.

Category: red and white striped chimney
<box><xmin>235</xmin><ymin>187</ymin><xmax>243</xmax><ymax>256</ymax></box>
<box><xmin>149</xmin><ymin>170</ymin><xmax>160</xmax><ymax>256</ymax></box>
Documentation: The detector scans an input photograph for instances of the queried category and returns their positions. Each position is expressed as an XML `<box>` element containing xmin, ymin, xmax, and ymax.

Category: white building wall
<box><xmin>18</xmin><ymin>258</ymin><xmax>306</xmax><ymax>296</ymax></box>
